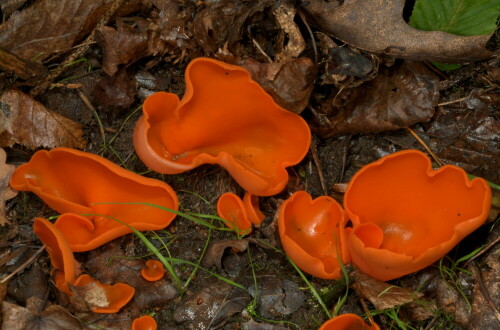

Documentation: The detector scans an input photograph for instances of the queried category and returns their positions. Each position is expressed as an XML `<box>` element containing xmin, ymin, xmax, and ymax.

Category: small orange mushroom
<box><xmin>133</xmin><ymin>57</ymin><xmax>311</xmax><ymax>196</ymax></box>
<box><xmin>73</xmin><ymin>274</ymin><xmax>135</xmax><ymax>314</ymax></box>
<box><xmin>11</xmin><ymin>148</ymin><xmax>178</xmax><ymax>252</ymax></box>
<box><xmin>33</xmin><ymin>218</ymin><xmax>135</xmax><ymax>313</ymax></box>
<box><xmin>132</xmin><ymin>315</ymin><xmax>157</xmax><ymax>330</ymax></box>
<box><xmin>319</xmin><ymin>314</ymin><xmax>380</xmax><ymax>330</ymax></box>
<box><xmin>33</xmin><ymin>217</ymin><xmax>80</xmax><ymax>295</ymax></box>
<box><xmin>278</xmin><ymin>191</ymin><xmax>349</xmax><ymax>279</ymax></box>
<box><xmin>344</xmin><ymin>149</ymin><xmax>492</xmax><ymax>281</ymax></box>
<box><xmin>141</xmin><ymin>260</ymin><xmax>165</xmax><ymax>282</ymax></box>
<box><xmin>243</xmin><ymin>192</ymin><xmax>265</xmax><ymax>226</ymax></box>
<box><xmin>217</xmin><ymin>192</ymin><xmax>253</xmax><ymax>236</ymax></box>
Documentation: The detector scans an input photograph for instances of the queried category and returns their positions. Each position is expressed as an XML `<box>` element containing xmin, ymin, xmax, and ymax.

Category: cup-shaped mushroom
<box><xmin>319</xmin><ymin>314</ymin><xmax>380</xmax><ymax>330</ymax></box>
<box><xmin>217</xmin><ymin>192</ymin><xmax>252</xmax><ymax>236</ymax></box>
<box><xmin>344</xmin><ymin>149</ymin><xmax>492</xmax><ymax>281</ymax></box>
<box><xmin>243</xmin><ymin>192</ymin><xmax>265</xmax><ymax>226</ymax></box>
<box><xmin>141</xmin><ymin>260</ymin><xmax>165</xmax><ymax>282</ymax></box>
<box><xmin>133</xmin><ymin>57</ymin><xmax>311</xmax><ymax>196</ymax></box>
<box><xmin>33</xmin><ymin>218</ymin><xmax>80</xmax><ymax>295</ymax></box>
<box><xmin>278</xmin><ymin>191</ymin><xmax>349</xmax><ymax>279</ymax></box>
<box><xmin>10</xmin><ymin>148</ymin><xmax>178</xmax><ymax>252</ymax></box>
<box><xmin>73</xmin><ymin>274</ymin><xmax>135</xmax><ymax>313</ymax></box>
<box><xmin>132</xmin><ymin>315</ymin><xmax>157</xmax><ymax>330</ymax></box>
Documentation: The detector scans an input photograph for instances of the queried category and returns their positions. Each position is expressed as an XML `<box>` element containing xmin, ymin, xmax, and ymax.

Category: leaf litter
<box><xmin>1</xmin><ymin>0</ymin><xmax>499</xmax><ymax>328</ymax></box>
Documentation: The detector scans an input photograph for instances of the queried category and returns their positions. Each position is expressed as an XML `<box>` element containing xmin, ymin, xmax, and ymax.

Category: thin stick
<box><xmin>247</xmin><ymin>26</ymin><xmax>273</xmax><ymax>63</ymax></box>
<box><xmin>78</xmin><ymin>90</ymin><xmax>106</xmax><ymax>147</ymax></box>
<box><xmin>470</xmin><ymin>262</ymin><xmax>500</xmax><ymax>323</ymax></box>
<box><xmin>464</xmin><ymin>237</ymin><xmax>500</xmax><ymax>268</ymax></box>
<box><xmin>406</xmin><ymin>128</ymin><xmax>444</xmax><ymax>166</ymax></box>
<box><xmin>310</xmin><ymin>138</ymin><xmax>327</xmax><ymax>195</ymax></box>
<box><xmin>438</xmin><ymin>96</ymin><xmax>468</xmax><ymax>107</ymax></box>
<box><xmin>1</xmin><ymin>246</ymin><xmax>45</xmax><ymax>284</ymax></box>
<box><xmin>297</xmin><ymin>9</ymin><xmax>317</xmax><ymax>64</ymax></box>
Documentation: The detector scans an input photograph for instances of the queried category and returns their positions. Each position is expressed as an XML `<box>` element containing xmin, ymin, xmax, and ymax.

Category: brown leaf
<box><xmin>95</xmin><ymin>21</ymin><xmax>149</xmax><ymax>76</ymax></box>
<box><xmin>0</xmin><ymin>0</ymin><xmax>115</xmax><ymax>61</ymax></box>
<box><xmin>93</xmin><ymin>69</ymin><xmax>137</xmax><ymax>107</ymax></box>
<box><xmin>69</xmin><ymin>280</ymin><xmax>109</xmax><ymax>312</ymax></box>
<box><xmin>302</xmin><ymin>0</ymin><xmax>493</xmax><ymax>63</ymax></box>
<box><xmin>2</xmin><ymin>301</ymin><xmax>82</xmax><ymax>330</ymax></box>
<box><xmin>0</xmin><ymin>148</ymin><xmax>17</xmax><ymax>225</ymax></box>
<box><xmin>350</xmin><ymin>267</ymin><xmax>423</xmax><ymax>310</ymax></box>
<box><xmin>312</xmin><ymin>61</ymin><xmax>438</xmax><ymax>137</ymax></box>
<box><xmin>242</xmin><ymin>57</ymin><xmax>316</xmax><ymax>114</ymax></box>
<box><xmin>202</xmin><ymin>239</ymin><xmax>252</xmax><ymax>270</ymax></box>
<box><xmin>273</xmin><ymin>2</ymin><xmax>305</xmax><ymax>61</ymax></box>
<box><xmin>192</xmin><ymin>0</ymin><xmax>273</xmax><ymax>55</ymax></box>
<box><xmin>0</xmin><ymin>89</ymin><xmax>86</xmax><ymax>149</ymax></box>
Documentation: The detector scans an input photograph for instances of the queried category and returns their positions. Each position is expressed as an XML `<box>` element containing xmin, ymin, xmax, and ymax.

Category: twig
<box><xmin>470</xmin><ymin>261</ymin><xmax>500</xmax><ymax>323</ymax></box>
<box><xmin>0</xmin><ymin>46</ymin><xmax>48</xmax><ymax>80</ymax></box>
<box><xmin>247</xmin><ymin>25</ymin><xmax>273</xmax><ymax>63</ymax></box>
<box><xmin>297</xmin><ymin>9</ymin><xmax>317</xmax><ymax>65</ymax></box>
<box><xmin>464</xmin><ymin>237</ymin><xmax>500</xmax><ymax>268</ymax></box>
<box><xmin>77</xmin><ymin>90</ymin><xmax>106</xmax><ymax>147</ymax></box>
<box><xmin>30</xmin><ymin>0</ymin><xmax>126</xmax><ymax>96</ymax></box>
<box><xmin>406</xmin><ymin>128</ymin><xmax>444</xmax><ymax>166</ymax></box>
<box><xmin>1</xmin><ymin>246</ymin><xmax>45</xmax><ymax>284</ymax></box>
<box><xmin>438</xmin><ymin>96</ymin><xmax>469</xmax><ymax>107</ymax></box>
<box><xmin>309</xmin><ymin>138</ymin><xmax>327</xmax><ymax>195</ymax></box>
<box><xmin>359</xmin><ymin>297</ymin><xmax>378</xmax><ymax>327</ymax></box>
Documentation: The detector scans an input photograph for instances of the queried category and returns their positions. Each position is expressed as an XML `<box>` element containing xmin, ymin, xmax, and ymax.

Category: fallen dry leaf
<box><xmin>302</xmin><ymin>0</ymin><xmax>493</xmax><ymax>63</ymax></box>
<box><xmin>242</xmin><ymin>57</ymin><xmax>316</xmax><ymax>114</ymax></box>
<box><xmin>69</xmin><ymin>280</ymin><xmax>109</xmax><ymax>312</ymax></box>
<box><xmin>273</xmin><ymin>2</ymin><xmax>305</xmax><ymax>61</ymax></box>
<box><xmin>0</xmin><ymin>89</ymin><xmax>86</xmax><ymax>149</ymax></box>
<box><xmin>0</xmin><ymin>148</ymin><xmax>17</xmax><ymax>225</ymax></box>
<box><xmin>95</xmin><ymin>20</ymin><xmax>149</xmax><ymax>76</ymax></box>
<box><xmin>93</xmin><ymin>68</ymin><xmax>137</xmax><ymax>107</ymax></box>
<box><xmin>173</xmin><ymin>276</ymin><xmax>251</xmax><ymax>329</ymax></box>
<box><xmin>202</xmin><ymin>239</ymin><xmax>252</xmax><ymax>270</ymax></box>
<box><xmin>312</xmin><ymin>61</ymin><xmax>438</xmax><ymax>137</ymax></box>
<box><xmin>2</xmin><ymin>301</ymin><xmax>82</xmax><ymax>330</ymax></box>
<box><xmin>350</xmin><ymin>267</ymin><xmax>423</xmax><ymax>310</ymax></box>
<box><xmin>0</xmin><ymin>0</ymin><xmax>115</xmax><ymax>61</ymax></box>
<box><xmin>192</xmin><ymin>0</ymin><xmax>272</xmax><ymax>55</ymax></box>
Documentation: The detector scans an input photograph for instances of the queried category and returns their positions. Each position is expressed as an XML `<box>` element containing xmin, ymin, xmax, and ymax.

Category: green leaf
<box><xmin>409</xmin><ymin>0</ymin><xmax>499</xmax><ymax>36</ymax></box>
<box><xmin>409</xmin><ymin>0</ymin><xmax>499</xmax><ymax>71</ymax></box>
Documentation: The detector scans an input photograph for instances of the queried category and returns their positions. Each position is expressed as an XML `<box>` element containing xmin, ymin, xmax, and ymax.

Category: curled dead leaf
<box><xmin>0</xmin><ymin>89</ymin><xmax>86</xmax><ymax>149</ymax></box>
<box><xmin>312</xmin><ymin>61</ymin><xmax>438</xmax><ymax>137</ymax></box>
<box><xmin>302</xmin><ymin>0</ymin><xmax>493</xmax><ymax>63</ymax></box>
<box><xmin>350</xmin><ymin>267</ymin><xmax>423</xmax><ymax>310</ymax></box>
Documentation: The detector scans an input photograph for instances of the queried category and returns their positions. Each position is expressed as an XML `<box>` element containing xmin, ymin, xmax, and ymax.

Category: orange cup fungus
<box><xmin>10</xmin><ymin>147</ymin><xmax>178</xmax><ymax>252</ymax></box>
<box><xmin>133</xmin><ymin>57</ymin><xmax>311</xmax><ymax>196</ymax></box>
<box><xmin>344</xmin><ymin>150</ymin><xmax>492</xmax><ymax>281</ymax></box>
<box><xmin>243</xmin><ymin>192</ymin><xmax>265</xmax><ymax>226</ymax></box>
<box><xmin>217</xmin><ymin>192</ymin><xmax>253</xmax><ymax>236</ymax></box>
<box><xmin>33</xmin><ymin>218</ymin><xmax>134</xmax><ymax>313</ymax></box>
<box><xmin>319</xmin><ymin>314</ymin><xmax>380</xmax><ymax>330</ymax></box>
<box><xmin>141</xmin><ymin>260</ymin><xmax>165</xmax><ymax>282</ymax></box>
<box><xmin>278</xmin><ymin>191</ymin><xmax>349</xmax><ymax>279</ymax></box>
<box><xmin>132</xmin><ymin>315</ymin><xmax>157</xmax><ymax>330</ymax></box>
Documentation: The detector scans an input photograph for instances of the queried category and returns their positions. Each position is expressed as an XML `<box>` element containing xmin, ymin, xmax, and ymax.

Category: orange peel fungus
<box><xmin>278</xmin><ymin>191</ymin><xmax>349</xmax><ymax>279</ymax></box>
<box><xmin>10</xmin><ymin>147</ymin><xmax>178</xmax><ymax>252</ymax></box>
<box><xmin>33</xmin><ymin>218</ymin><xmax>134</xmax><ymax>313</ymax></box>
<box><xmin>319</xmin><ymin>313</ymin><xmax>380</xmax><ymax>330</ymax></box>
<box><xmin>344</xmin><ymin>149</ymin><xmax>492</xmax><ymax>281</ymax></box>
<box><xmin>133</xmin><ymin>57</ymin><xmax>311</xmax><ymax>196</ymax></box>
<box><xmin>141</xmin><ymin>260</ymin><xmax>165</xmax><ymax>282</ymax></box>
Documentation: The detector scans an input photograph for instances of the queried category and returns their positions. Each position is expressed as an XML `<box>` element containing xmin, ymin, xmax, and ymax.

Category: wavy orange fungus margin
<box><xmin>133</xmin><ymin>57</ymin><xmax>311</xmax><ymax>196</ymax></box>
<box><xmin>278</xmin><ymin>150</ymin><xmax>491</xmax><ymax>281</ymax></box>
<box><xmin>10</xmin><ymin>147</ymin><xmax>178</xmax><ymax>252</ymax></box>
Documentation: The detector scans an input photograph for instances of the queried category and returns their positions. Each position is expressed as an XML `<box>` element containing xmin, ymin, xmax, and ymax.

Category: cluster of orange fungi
<box><xmin>8</xmin><ymin>58</ymin><xmax>491</xmax><ymax>329</ymax></box>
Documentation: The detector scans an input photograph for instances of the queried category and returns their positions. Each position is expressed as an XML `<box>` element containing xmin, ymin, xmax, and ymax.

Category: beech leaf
<box><xmin>0</xmin><ymin>148</ymin><xmax>17</xmax><ymax>225</ymax></box>
<box><xmin>302</xmin><ymin>0</ymin><xmax>493</xmax><ymax>62</ymax></box>
<box><xmin>0</xmin><ymin>89</ymin><xmax>86</xmax><ymax>149</ymax></box>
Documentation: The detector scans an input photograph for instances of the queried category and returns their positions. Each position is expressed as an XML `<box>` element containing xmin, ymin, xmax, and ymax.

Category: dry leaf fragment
<box><xmin>0</xmin><ymin>148</ymin><xmax>17</xmax><ymax>225</ymax></box>
<box><xmin>2</xmin><ymin>301</ymin><xmax>82</xmax><ymax>330</ymax></box>
<box><xmin>350</xmin><ymin>267</ymin><xmax>423</xmax><ymax>310</ymax></box>
<box><xmin>312</xmin><ymin>61</ymin><xmax>438</xmax><ymax>137</ymax></box>
<box><xmin>273</xmin><ymin>2</ymin><xmax>305</xmax><ymax>61</ymax></box>
<box><xmin>0</xmin><ymin>89</ymin><xmax>86</xmax><ymax>149</ymax></box>
<box><xmin>0</xmin><ymin>0</ymin><xmax>115</xmax><ymax>61</ymax></box>
<box><xmin>302</xmin><ymin>0</ymin><xmax>493</xmax><ymax>62</ymax></box>
<box><xmin>242</xmin><ymin>57</ymin><xmax>316</xmax><ymax>114</ymax></box>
